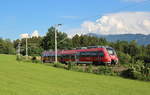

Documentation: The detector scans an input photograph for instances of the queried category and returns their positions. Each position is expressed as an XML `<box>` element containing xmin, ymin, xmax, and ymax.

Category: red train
<box><xmin>41</xmin><ymin>46</ymin><xmax>119</xmax><ymax>65</ymax></box>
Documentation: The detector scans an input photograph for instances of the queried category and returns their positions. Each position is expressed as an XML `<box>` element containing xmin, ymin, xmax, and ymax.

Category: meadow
<box><xmin>0</xmin><ymin>54</ymin><xmax>150</xmax><ymax>95</ymax></box>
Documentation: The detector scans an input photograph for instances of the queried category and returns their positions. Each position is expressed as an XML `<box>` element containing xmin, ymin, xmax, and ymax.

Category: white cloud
<box><xmin>31</xmin><ymin>30</ymin><xmax>39</xmax><ymax>37</ymax></box>
<box><xmin>66</xmin><ymin>28</ymin><xmax>85</xmax><ymax>38</ymax></box>
<box><xmin>20</xmin><ymin>30</ymin><xmax>40</xmax><ymax>39</ymax></box>
<box><xmin>81</xmin><ymin>21</ymin><xmax>99</xmax><ymax>32</ymax></box>
<box><xmin>143</xmin><ymin>20</ymin><xmax>150</xmax><ymax>27</ymax></box>
<box><xmin>66</xmin><ymin>12</ymin><xmax>150</xmax><ymax>36</ymax></box>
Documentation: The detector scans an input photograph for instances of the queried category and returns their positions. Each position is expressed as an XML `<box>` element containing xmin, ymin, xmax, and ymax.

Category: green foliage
<box><xmin>121</xmin><ymin>60</ymin><xmax>150</xmax><ymax>81</ymax></box>
<box><xmin>0</xmin><ymin>38</ymin><xmax>15</xmax><ymax>54</ymax></box>
<box><xmin>13</xmin><ymin>37</ymin><xmax>43</xmax><ymax>56</ymax></box>
<box><xmin>16</xmin><ymin>55</ymin><xmax>32</xmax><ymax>63</ymax></box>
<box><xmin>53</xmin><ymin>62</ymin><xmax>65</xmax><ymax>69</ymax></box>
<box><xmin>135</xmin><ymin>55</ymin><xmax>150</xmax><ymax>63</ymax></box>
<box><xmin>41</xmin><ymin>27</ymin><xmax>72</xmax><ymax>50</ymax></box>
<box><xmin>16</xmin><ymin>55</ymin><xmax>42</xmax><ymax>64</ymax></box>
<box><xmin>86</xmin><ymin>64</ymin><xmax>93</xmax><ymax>73</ymax></box>
<box><xmin>72</xmin><ymin>34</ymin><xmax>107</xmax><ymax>48</ymax></box>
<box><xmin>117</xmin><ymin>51</ymin><xmax>131</xmax><ymax>64</ymax></box>
<box><xmin>128</xmin><ymin>40</ymin><xmax>142</xmax><ymax>57</ymax></box>
<box><xmin>96</xmin><ymin>66</ymin><xmax>115</xmax><ymax>75</ymax></box>
<box><xmin>19</xmin><ymin>37</ymin><xmax>43</xmax><ymax>56</ymax></box>
<box><xmin>67</xmin><ymin>61</ymin><xmax>76</xmax><ymax>70</ymax></box>
<box><xmin>31</xmin><ymin>56</ymin><xmax>41</xmax><ymax>63</ymax></box>
<box><xmin>16</xmin><ymin>55</ymin><xmax>22</xmax><ymax>61</ymax></box>
<box><xmin>72</xmin><ymin>34</ymin><xmax>81</xmax><ymax>47</ymax></box>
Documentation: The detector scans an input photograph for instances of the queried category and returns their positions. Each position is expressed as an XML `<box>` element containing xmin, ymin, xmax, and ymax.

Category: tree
<box><xmin>72</xmin><ymin>34</ymin><xmax>80</xmax><ymax>47</ymax></box>
<box><xmin>128</xmin><ymin>40</ymin><xmax>141</xmax><ymax>57</ymax></box>
<box><xmin>72</xmin><ymin>35</ymin><xmax>108</xmax><ymax>48</ymax></box>
<box><xmin>117</xmin><ymin>51</ymin><xmax>131</xmax><ymax>64</ymax></box>
<box><xmin>14</xmin><ymin>37</ymin><xmax>43</xmax><ymax>56</ymax></box>
<box><xmin>28</xmin><ymin>37</ymin><xmax>43</xmax><ymax>56</ymax></box>
<box><xmin>0</xmin><ymin>38</ymin><xmax>15</xmax><ymax>54</ymax></box>
<box><xmin>41</xmin><ymin>27</ymin><xmax>72</xmax><ymax>50</ymax></box>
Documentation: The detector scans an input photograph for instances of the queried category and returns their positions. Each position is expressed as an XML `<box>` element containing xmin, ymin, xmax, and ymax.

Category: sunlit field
<box><xmin>0</xmin><ymin>54</ymin><xmax>149</xmax><ymax>95</ymax></box>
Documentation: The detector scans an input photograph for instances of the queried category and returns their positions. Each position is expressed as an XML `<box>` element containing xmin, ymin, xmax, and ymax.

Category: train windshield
<box><xmin>106</xmin><ymin>48</ymin><xmax>116</xmax><ymax>55</ymax></box>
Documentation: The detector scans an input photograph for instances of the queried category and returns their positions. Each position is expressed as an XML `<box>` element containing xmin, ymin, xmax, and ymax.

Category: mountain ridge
<box><xmin>87</xmin><ymin>33</ymin><xmax>150</xmax><ymax>45</ymax></box>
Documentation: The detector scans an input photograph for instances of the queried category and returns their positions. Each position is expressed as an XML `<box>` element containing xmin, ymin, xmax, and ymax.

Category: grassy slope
<box><xmin>0</xmin><ymin>54</ymin><xmax>149</xmax><ymax>95</ymax></box>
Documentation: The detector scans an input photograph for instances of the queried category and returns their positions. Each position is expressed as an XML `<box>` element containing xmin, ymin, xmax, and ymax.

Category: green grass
<box><xmin>0</xmin><ymin>54</ymin><xmax>150</xmax><ymax>95</ymax></box>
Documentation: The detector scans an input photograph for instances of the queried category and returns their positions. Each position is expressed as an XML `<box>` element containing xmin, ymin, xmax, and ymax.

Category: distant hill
<box><xmin>87</xmin><ymin>33</ymin><xmax>150</xmax><ymax>45</ymax></box>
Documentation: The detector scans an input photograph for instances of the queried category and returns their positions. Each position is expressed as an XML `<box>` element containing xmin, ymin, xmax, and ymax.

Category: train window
<box><xmin>90</xmin><ymin>51</ymin><xmax>98</xmax><ymax>57</ymax></box>
<box><xmin>99</xmin><ymin>51</ymin><xmax>104</xmax><ymax>57</ymax></box>
<box><xmin>80</xmin><ymin>52</ymin><xmax>88</xmax><ymax>57</ymax></box>
<box><xmin>62</xmin><ymin>54</ymin><xmax>73</xmax><ymax>59</ymax></box>
<box><xmin>106</xmin><ymin>48</ymin><xmax>115</xmax><ymax>55</ymax></box>
<box><xmin>80</xmin><ymin>51</ymin><xmax>98</xmax><ymax>57</ymax></box>
<box><xmin>71</xmin><ymin>55</ymin><xmax>75</xmax><ymax>59</ymax></box>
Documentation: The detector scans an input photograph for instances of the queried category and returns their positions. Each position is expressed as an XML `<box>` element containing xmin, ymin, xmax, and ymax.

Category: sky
<box><xmin>0</xmin><ymin>0</ymin><xmax>150</xmax><ymax>39</ymax></box>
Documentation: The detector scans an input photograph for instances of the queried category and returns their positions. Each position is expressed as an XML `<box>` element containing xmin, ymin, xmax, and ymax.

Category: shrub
<box><xmin>86</xmin><ymin>64</ymin><xmax>93</xmax><ymax>73</ymax></box>
<box><xmin>33</xmin><ymin>60</ymin><xmax>41</xmax><ymax>63</ymax></box>
<box><xmin>16</xmin><ymin>55</ymin><xmax>22</xmax><ymax>61</ymax></box>
<box><xmin>75</xmin><ymin>67</ymin><xmax>85</xmax><ymax>72</ymax></box>
<box><xmin>121</xmin><ymin>68</ymin><xmax>134</xmax><ymax>78</ymax></box>
<box><xmin>31</xmin><ymin>56</ymin><xmax>42</xmax><ymax>64</ymax></box>
<box><xmin>16</xmin><ymin>55</ymin><xmax>28</xmax><ymax>62</ymax></box>
<box><xmin>96</xmin><ymin>66</ymin><xmax>114</xmax><ymax>75</ymax></box>
<box><xmin>67</xmin><ymin>61</ymin><xmax>76</xmax><ymax>70</ymax></box>
<box><xmin>117</xmin><ymin>51</ymin><xmax>131</xmax><ymax>64</ymax></box>
<box><xmin>32</xmin><ymin>56</ymin><xmax>37</xmax><ymax>63</ymax></box>
<box><xmin>121</xmin><ymin>60</ymin><xmax>150</xmax><ymax>81</ymax></box>
<box><xmin>53</xmin><ymin>62</ymin><xmax>65</xmax><ymax>69</ymax></box>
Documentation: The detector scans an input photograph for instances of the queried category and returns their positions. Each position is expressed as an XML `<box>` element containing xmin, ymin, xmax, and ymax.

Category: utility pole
<box><xmin>18</xmin><ymin>41</ymin><xmax>21</xmax><ymax>56</ymax></box>
<box><xmin>17</xmin><ymin>39</ymin><xmax>21</xmax><ymax>59</ymax></box>
<box><xmin>25</xmin><ymin>34</ymin><xmax>30</xmax><ymax>60</ymax></box>
<box><xmin>26</xmin><ymin>37</ymin><xmax>28</xmax><ymax>59</ymax></box>
<box><xmin>55</xmin><ymin>27</ymin><xmax>57</xmax><ymax>63</ymax></box>
<box><xmin>20</xmin><ymin>33</ymin><xmax>30</xmax><ymax>60</ymax></box>
<box><xmin>54</xmin><ymin>24</ymin><xmax>62</xmax><ymax>63</ymax></box>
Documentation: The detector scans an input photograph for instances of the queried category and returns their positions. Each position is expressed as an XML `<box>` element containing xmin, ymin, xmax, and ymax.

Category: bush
<box><xmin>86</xmin><ymin>64</ymin><xmax>93</xmax><ymax>73</ymax></box>
<box><xmin>16</xmin><ymin>55</ymin><xmax>22</xmax><ymax>61</ymax></box>
<box><xmin>31</xmin><ymin>56</ymin><xmax>41</xmax><ymax>63</ymax></box>
<box><xmin>32</xmin><ymin>56</ymin><xmax>36</xmax><ymax>63</ymax></box>
<box><xmin>121</xmin><ymin>60</ymin><xmax>150</xmax><ymax>81</ymax></box>
<box><xmin>16</xmin><ymin>55</ymin><xmax>28</xmax><ymax>62</ymax></box>
<box><xmin>117</xmin><ymin>51</ymin><xmax>131</xmax><ymax>64</ymax></box>
<box><xmin>67</xmin><ymin>61</ymin><xmax>76</xmax><ymax>70</ymax></box>
<box><xmin>16</xmin><ymin>55</ymin><xmax>40</xmax><ymax>63</ymax></box>
<box><xmin>121</xmin><ymin>68</ymin><xmax>134</xmax><ymax>78</ymax></box>
<box><xmin>53</xmin><ymin>62</ymin><xmax>65</xmax><ymax>69</ymax></box>
<box><xmin>96</xmin><ymin>66</ymin><xmax>114</xmax><ymax>75</ymax></box>
<box><xmin>75</xmin><ymin>67</ymin><xmax>85</xmax><ymax>72</ymax></box>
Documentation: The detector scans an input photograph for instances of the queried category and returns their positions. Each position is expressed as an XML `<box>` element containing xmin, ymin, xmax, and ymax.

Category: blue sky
<box><xmin>0</xmin><ymin>0</ymin><xmax>150</xmax><ymax>39</ymax></box>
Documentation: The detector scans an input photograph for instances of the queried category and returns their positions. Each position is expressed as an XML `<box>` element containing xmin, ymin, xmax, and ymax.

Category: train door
<box><xmin>98</xmin><ymin>51</ymin><xmax>105</xmax><ymax>65</ymax></box>
<box><xmin>75</xmin><ymin>52</ymin><xmax>79</xmax><ymax>64</ymax></box>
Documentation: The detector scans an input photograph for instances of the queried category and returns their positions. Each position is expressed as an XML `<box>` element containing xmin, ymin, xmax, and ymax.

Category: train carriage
<box><xmin>41</xmin><ymin>46</ymin><xmax>119</xmax><ymax>65</ymax></box>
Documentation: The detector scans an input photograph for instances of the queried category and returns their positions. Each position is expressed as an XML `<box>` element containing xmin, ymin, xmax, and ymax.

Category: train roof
<box><xmin>42</xmin><ymin>46</ymin><xmax>112</xmax><ymax>56</ymax></box>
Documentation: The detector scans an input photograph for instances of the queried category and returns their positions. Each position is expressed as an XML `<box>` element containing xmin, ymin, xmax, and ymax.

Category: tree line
<box><xmin>0</xmin><ymin>26</ymin><xmax>150</xmax><ymax>64</ymax></box>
